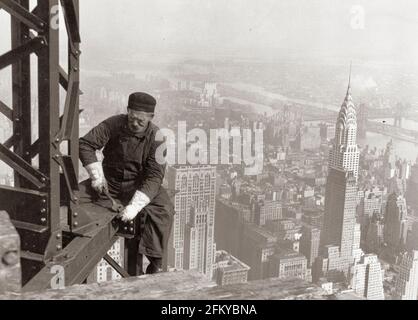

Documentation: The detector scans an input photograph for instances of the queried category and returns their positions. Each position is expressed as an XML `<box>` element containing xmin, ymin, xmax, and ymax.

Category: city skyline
<box><xmin>2</xmin><ymin>58</ymin><xmax>418</xmax><ymax>299</ymax></box>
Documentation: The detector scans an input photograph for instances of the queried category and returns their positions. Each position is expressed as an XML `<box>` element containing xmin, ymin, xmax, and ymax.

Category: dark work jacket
<box><xmin>79</xmin><ymin>114</ymin><xmax>174</xmax><ymax>257</ymax></box>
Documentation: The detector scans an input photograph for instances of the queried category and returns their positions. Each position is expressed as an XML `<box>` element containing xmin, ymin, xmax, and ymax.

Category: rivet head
<box><xmin>130</xmin><ymin>221</ymin><xmax>134</xmax><ymax>225</ymax></box>
<box><xmin>130</xmin><ymin>228</ymin><xmax>134</xmax><ymax>232</ymax></box>
<box><xmin>56</xmin><ymin>234</ymin><xmax>61</xmax><ymax>239</ymax></box>
<box><xmin>73</xmin><ymin>222</ymin><xmax>78</xmax><ymax>227</ymax></box>
<box><xmin>124</xmin><ymin>227</ymin><xmax>128</xmax><ymax>231</ymax></box>
<box><xmin>41</xmin><ymin>218</ymin><xmax>46</xmax><ymax>223</ymax></box>
<box><xmin>42</xmin><ymin>199</ymin><xmax>47</xmax><ymax>204</ymax></box>
<box><xmin>41</xmin><ymin>208</ymin><xmax>46</xmax><ymax>213</ymax></box>
<box><xmin>56</xmin><ymin>245</ymin><xmax>62</xmax><ymax>251</ymax></box>
<box><xmin>73</xmin><ymin>212</ymin><xmax>78</xmax><ymax>217</ymax></box>
<box><xmin>2</xmin><ymin>251</ymin><xmax>19</xmax><ymax>266</ymax></box>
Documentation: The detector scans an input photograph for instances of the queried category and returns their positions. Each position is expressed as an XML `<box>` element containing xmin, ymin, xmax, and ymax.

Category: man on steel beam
<box><xmin>79</xmin><ymin>92</ymin><xmax>174</xmax><ymax>275</ymax></box>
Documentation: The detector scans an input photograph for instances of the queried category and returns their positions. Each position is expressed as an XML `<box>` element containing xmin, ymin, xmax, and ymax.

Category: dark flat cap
<box><xmin>128</xmin><ymin>92</ymin><xmax>156</xmax><ymax>113</ymax></box>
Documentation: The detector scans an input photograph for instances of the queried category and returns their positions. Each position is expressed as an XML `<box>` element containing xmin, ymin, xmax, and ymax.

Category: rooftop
<box><xmin>215</xmin><ymin>251</ymin><xmax>250</xmax><ymax>273</ymax></box>
<box><xmin>0</xmin><ymin>270</ymin><xmax>328</xmax><ymax>300</ymax></box>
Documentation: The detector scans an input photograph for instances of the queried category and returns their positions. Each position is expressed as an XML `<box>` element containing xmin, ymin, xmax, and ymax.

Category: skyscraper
<box><xmin>352</xmin><ymin>223</ymin><xmax>363</xmax><ymax>262</ymax></box>
<box><xmin>320</xmin><ymin>169</ymin><xmax>358</xmax><ymax>273</ymax></box>
<box><xmin>349</xmin><ymin>254</ymin><xmax>385</xmax><ymax>300</ymax></box>
<box><xmin>365</xmin><ymin>212</ymin><xmax>385</xmax><ymax>254</ymax></box>
<box><xmin>167</xmin><ymin>165</ymin><xmax>216</xmax><ymax>276</ymax></box>
<box><xmin>300</xmin><ymin>225</ymin><xmax>321</xmax><ymax>267</ymax></box>
<box><xmin>318</xmin><ymin>68</ymin><xmax>360</xmax><ymax>277</ymax></box>
<box><xmin>384</xmin><ymin>193</ymin><xmax>408</xmax><ymax>251</ymax></box>
<box><xmin>406</xmin><ymin>159</ymin><xmax>418</xmax><ymax>216</ymax></box>
<box><xmin>407</xmin><ymin>222</ymin><xmax>418</xmax><ymax>251</ymax></box>
<box><xmin>240</xmin><ymin>223</ymin><xmax>277</xmax><ymax>281</ymax></box>
<box><xmin>394</xmin><ymin>250</ymin><xmax>418</xmax><ymax>300</ymax></box>
<box><xmin>215</xmin><ymin>198</ymin><xmax>246</xmax><ymax>258</ymax></box>
<box><xmin>328</xmin><ymin>75</ymin><xmax>360</xmax><ymax>178</ymax></box>
<box><xmin>383</xmin><ymin>140</ymin><xmax>396</xmax><ymax>180</ymax></box>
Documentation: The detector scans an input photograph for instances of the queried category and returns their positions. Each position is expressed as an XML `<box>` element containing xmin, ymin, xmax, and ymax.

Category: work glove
<box><xmin>85</xmin><ymin>162</ymin><xmax>108</xmax><ymax>194</ymax></box>
<box><xmin>120</xmin><ymin>190</ymin><xmax>150</xmax><ymax>222</ymax></box>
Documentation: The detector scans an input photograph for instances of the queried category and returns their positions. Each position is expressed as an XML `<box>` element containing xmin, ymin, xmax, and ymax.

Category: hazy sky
<box><xmin>80</xmin><ymin>0</ymin><xmax>418</xmax><ymax>63</ymax></box>
<box><xmin>1</xmin><ymin>0</ymin><xmax>418</xmax><ymax>63</ymax></box>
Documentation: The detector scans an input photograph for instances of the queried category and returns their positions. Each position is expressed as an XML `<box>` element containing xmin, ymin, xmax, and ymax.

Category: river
<box><xmin>371</xmin><ymin>118</ymin><xmax>418</xmax><ymax>131</ymax></box>
<box><xmin>365</xmin><ymin>118</ymin><xmax>418</xmax><ymax>162</ymax></box>
<box><xmin>359</xmin><ymin>133</ymin><xmax>418</xmax><ymax>163</ymax></box>
<box><xmin>304</xmin><ymin>119</ymin><xmax>418</xmax><ymax>162</ymax></box>
<box><xmin>222</xmin><ymin>82</ymin><xmax>337</xmax><ymax>112</ymax></box>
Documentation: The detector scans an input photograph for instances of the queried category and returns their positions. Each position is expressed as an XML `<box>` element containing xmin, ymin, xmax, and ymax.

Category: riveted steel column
<box><xmin>36</xmin><ymin>0</ymin><xmax>62</xmax><ymax>260</ymax></box>
<box><xmin>11</xmin><ymin>0</ymin><xmax>31</xmax><ymax>190</ymax></box>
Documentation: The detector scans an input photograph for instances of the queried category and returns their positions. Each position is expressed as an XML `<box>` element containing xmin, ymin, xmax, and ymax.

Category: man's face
<box><xmin>127</xmin><ymin>108</ymin><xmax>154</xmax><ymax>133</ymax></box>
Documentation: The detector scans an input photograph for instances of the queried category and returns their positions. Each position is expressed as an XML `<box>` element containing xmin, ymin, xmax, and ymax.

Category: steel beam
<box><xmin>103</xmin><ymin>252</ymin><xmax>130</xmax><ymax>278</ymax></box>
<box><xmin>0</xmin><ymin>36</ymin><xmax>46</xmax><ymax>70</ymax></box>
<box><xmin>3</xmin><ymin>135</ymin><xmax>17</xmax><ymax>149</ymax></box>
<box><xmin>0</xmin><ymin>0</ymin><xmax>46</xmax><ymax>32</ymax></box>
<box><xmin>58</xmin><ymin>65</ymin><xmax>69</xmax><ymax>90</ymax></box>
<box><xmin>0</xmin><ymin>184</ymin><xmax>47</xmax><ymax>228</ymax></box>
<box><xmin>0</xmin><ymin>183</ymin><xmax>47</xmax><ymax>199</ymax></box>
<box><xmin>31</xmin><ymin>5</ymin><xmax>38</xmax><ymax>16</ymax></box>
<box><xmin>28</xmin><ymin>110</ymin><xmax>84</xmax><ymax>160</ymax></box>
<box><xmin>23</xmin><ymin>210</ymin><xmax>119</xmax><ymax>292</ymax></box>
<box><xmin>124</xmin><ymin>238</ymin><xmax>139</xmax><ymax>276</ymax></box>
<box><xmin>60</xmin><ymin>1</ymin><xmax>80</xmax><ymax>59</ymax></box>
<box><xmin>59</xmin><ymin>66</ymin><xmax>83</xmax><ymax>95</ymax></box>
<box><xmin>0</xmin><ymin>100</ymin><xmax>13</xmax><ymax>120</ymax></box>
<box><xmin>53</xmin><ymin>154</ymin><xmax>78</xmax><ymax>202</ymax></box>
<box><xmin>28</xmin><ymin>139</ymin><xmax>39</xmax><ymax>159</ymax></box>
<box><xmin>63</xmin><ymin>79</ymin><xmax>80</xmax><ymax>140</ymax></box>
<box><xmin>36</xmin><ymin>0</ymin><xmax>62</xmax><ymax>260</ymax></box>
<box><xmin>0</xmin><ymin>143</ymin><xmax>48</xmax><ymax>189</ymax></box>
<box><xmin>55</xmin><ymin>72</ymin><xmax>79</xmax><ymax>142</ymax></box>
<box><xmin>11</xmin><ymin>0</ymin><xmax>32</xmax><ymax>186</ymax></box>
<box><xmin>0</xmin><ymin>0</ymin><xmax>136</xmax><ymax>291</ymax></box>
<box><xmin>60</xmin><ymin>0</ymin><xmax>81</xmax><ymax>43</ymax></box>
<box><xmin>67</xmin><ymin>0</ymin><xmax>80</xmax><ymax>180</ymax></box>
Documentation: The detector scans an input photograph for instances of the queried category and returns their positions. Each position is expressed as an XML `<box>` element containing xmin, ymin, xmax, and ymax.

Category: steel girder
<box><xmin>0</xmin><ymin>0</ymin><xmax>140</xmax><ymax>291</ymax></box>
<box><xmin>0</xmin><ymin>0</ymin><xmax>46</xmax><ymax>32</ymax></box>
<box><xmin>23</xmin><ymin>208</ymin><xmax>120</xmax><ymax>292</ymax></box>
<box><xmin>0</xmin><ymin>0</ymin><xmax>133</xmax><ymax>290</ymax></box>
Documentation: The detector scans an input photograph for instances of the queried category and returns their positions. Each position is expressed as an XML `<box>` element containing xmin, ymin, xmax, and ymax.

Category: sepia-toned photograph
<box><xmin>1</xmin><ymin>0</ymin><xmax>418</xmax><ymax>306</ymax></box>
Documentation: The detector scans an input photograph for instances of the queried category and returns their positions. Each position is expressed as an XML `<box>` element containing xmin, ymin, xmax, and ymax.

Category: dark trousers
<box><xmin>78</xmin><ymin>180</ymin><xmax>171</xmax><ymax>276</ymax></box>
<box><xmin>124</xmin><ymin>237</ymin><xmax>162</xmax><ymax>276</ymax></box>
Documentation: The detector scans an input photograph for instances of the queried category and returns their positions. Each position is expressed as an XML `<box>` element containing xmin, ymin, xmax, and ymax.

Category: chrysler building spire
<box><xmin>347</xmin><ymin>61</ymin><xmax>352</xmax><ymax>97</ymax></box>
<box><xmin>329</xmin><ymin>63</ymin><xmax>360</xmax><ymax>178</ymax></box>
